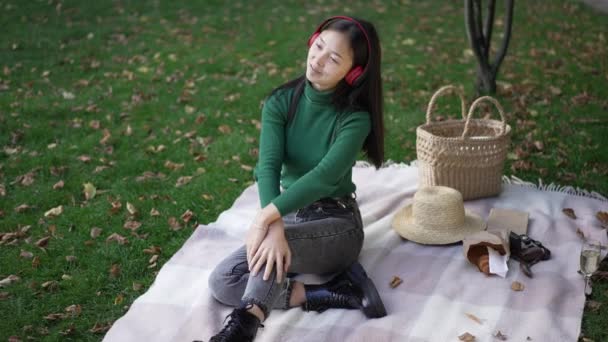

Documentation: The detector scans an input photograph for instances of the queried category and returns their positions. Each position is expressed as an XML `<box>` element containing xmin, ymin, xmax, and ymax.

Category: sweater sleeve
<box><xmin>254</xmin><ymin>92</ymin><xmax>288</xmax><ymax>208</ymax></box>
<box><xmin>271</xmin><ymin>111</ymin><xmax>371</xmax><ymax>215</ymax></box>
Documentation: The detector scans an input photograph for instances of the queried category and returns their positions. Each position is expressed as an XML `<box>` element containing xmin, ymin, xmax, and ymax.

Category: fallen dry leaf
<box><xmin>123</xmin><ymin>220</ymin><xmax>141</xmax><ymax>230</ymax></box>
<box><xmin>83</xmin><ymin>182</ymin><xmax>96</xmax><ymax>200</ymax></box>
<box><xmin>175</xmin><ymin>176</ymin><xmax>193</xmax><ymax>187</ymax></box>
<box><xmin>53</xmin><ymin>180</ymin><xmax>65</xmax><ymax>190</ymax></box>
<box><xmin>150</xmin><ymin>208</ymin><xmax>160</xmax><ymax>216</ymax></box>
<box><xmin>44</xmin><ymin>313</ymin><xmax>67</xmax><ymax>321</ymax></box>
<box><xmin>143</xmin><ymin>246</ymin><xmax>162</xmax><ymax>254</ymax></box>
<box><xmin>168</xmin><ymin>217</ymin><xmax>182</xmax><ymax>230</ymax></box>
<box><xmin>0</xmin><ymin>275</ymin><xmax>20</xmax><ymax>288</ymax></box>
<box><xmin>132</xmin><ymin>282</ymin><xmax>144</xmax><ymax>291</ymax></box>
<box><xmin>218</xmin><ymin>124</ymin><xmax>232</xmax><ymax>134</ymax></box>
<box><xmin>44</xmin><ymin>205</ymin><xmax>63</xmax><ymax>218</ymax></box>
<box><xmin>41</xmin><ymin>280</ymin><xmax>59</xmax><ymax>291</ymax></box>
<box><xmin>106</xmin><ymin>233</ymin><xmax>128</xmax><ymax>245</ymax></box>
<box><xmin>77</xmin><ymin>155</ymin><xmax>92</xmax><ymax>163</ymax></box>
<box><xmin>181</xmin><ymin>209</ymin><xmax>194</xmax><ymax>223</ymax></box>
<box><xmin>0</xmin><ymin>292</ymin><xmax>9</xmax><ymax>300</ymax></box>
<box><xmin>149</xmin><ymin>254</ymin><xmax>159</xmax><ymax>264</ymax></box>
<box><xmin>32</xmin><ymin>256</ymin><xmax>41</xmax><ymax>268</ymax></box>
<box><xmin>109</xmin><ymin>264</ymin><xmax>121</xmax><ymax>278</ymax></box>
<box><xmin>109</xmin><ymin>200</ymin><xmax>122</xmax><ymax>214</ymax></box>
<box><xmin>511</xmin><ymin>281</ymin><xmax>525</xmax><ymax>291</ymax></box>
<box><xmin>20</xmin><ymin>250</ymin><xmax>34</xmax><ymax>259</ymax></box>
<box><xmin>14</xmin><ymin>204</ymin><xmax>32</xmax><ymax>213</ymax></box>
<box><xmin>165</xmin><ymin>160</ymin><xmax>184</xmax><ymax>171</ymax></box>
<box><xmin>89</xmin><ymin>322</ymin><xmax>112</xmax><ymax>334</ymax></box>
<box><xmin>35</xmin><ymin>236</ymin><xmax>51</xmax><ymax>248</ymax></box>
<box><xmin>90</xmin><ymin>227</ymin><xmax>103</xmax><ymax>238</ymax></box>
<box><xmin>100</xmin><ymin>129</ymin><xmax>112</xmax><ymax>145</ymax></box>
<box><xmin>65</xmin><ymin>255</ymin><xmax>77</xmax><ymax>262</ymax></box>
<box><xmin>389</xmin><ymin>276</ymin><xmax>403</xmax><ymax>288</ymax></box>
<box><xmin>126</xmin><ymin>202</ymin><xmax>138</xmax><ymax>216</ymax></box>
<box><xmin>597</xmin><ymin>211</ymin><xmax>608</xmax><ymax>227</ymax></box>
<box><xmin>0</xmin><ymin>184</ymin><xmax>6</xmax><ymax>196</ymax></box>
<box><xmin>65</xmin><ymin>304</ymin><xmax>82</xmax><ymax>316</ymax></box>
<box><xmin>89</xmin><ymin>120</ymin><xmax>101</xmax><ymax>129</ymax></box>
<box><xmin>562</xmin><ymin>208</ymin><xmax>577</xmax><ymax>219</ymax></box>
<box><xmin>458</xmin><ymin>332</ymin><xmax>476</xmax><ymax>341</ymax></box>
<box><xmin>465</xmin><ymin>313</ymin><xmax>483</xmax><ymax>325</ymax></box>
<box><xmin>114</xmin><ymin>293</ymin><xmax>124</xmax><ymax>305</ymax></box>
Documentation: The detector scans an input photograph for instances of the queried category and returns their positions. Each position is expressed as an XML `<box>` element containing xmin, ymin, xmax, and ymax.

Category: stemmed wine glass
<box><xmin>580</xmin><ymin>239</ymin><xmax>601</xmax><ymax>296</ymax></box>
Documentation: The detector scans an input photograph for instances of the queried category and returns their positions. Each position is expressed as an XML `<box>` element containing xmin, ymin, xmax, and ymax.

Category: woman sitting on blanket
<box><xmin>206</xmin><ymin>16</ymin><xmax>387</xmax><ymax>342</ymax></box>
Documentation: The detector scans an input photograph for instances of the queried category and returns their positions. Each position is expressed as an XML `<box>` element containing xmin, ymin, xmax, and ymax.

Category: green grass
<box><xmin>1</xmin><ymin>0</ymin><xmax>607</xmax><ymax>340</ymax></box>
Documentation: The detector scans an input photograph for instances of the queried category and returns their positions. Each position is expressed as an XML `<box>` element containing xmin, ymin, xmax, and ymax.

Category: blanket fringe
<box><xmin>354</xmin><ymin>160</ymin><xmax>607</xmax><ymax>202</ymax></box>
<box><xmin>354</xmin><ymin>159</ymin><xmax>418</xmax><ymax>169</ymax></box>
<box><xmin>502</xmin><ymin>175</ymin><xmax>608</xmax><ymax>203</ymax></box>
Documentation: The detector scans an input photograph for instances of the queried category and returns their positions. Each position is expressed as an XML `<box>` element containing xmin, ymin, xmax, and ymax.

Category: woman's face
<box><xmin>306</xmin><ymin>29</ymin><xmax>354</xmax><ymax>91</ymax></box>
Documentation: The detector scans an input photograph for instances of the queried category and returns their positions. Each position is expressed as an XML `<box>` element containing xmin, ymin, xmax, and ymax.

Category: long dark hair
<box><xmin>269</xmin><ymin>17</ymin><xmax>385</xmax><ymax>168</ymax></box>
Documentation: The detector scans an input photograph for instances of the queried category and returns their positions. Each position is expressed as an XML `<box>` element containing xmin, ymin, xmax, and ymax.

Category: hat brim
<box><xmin>391</xmin><ymin>204</ymin><xmax>486</xmax><ymax>245</ymax></box>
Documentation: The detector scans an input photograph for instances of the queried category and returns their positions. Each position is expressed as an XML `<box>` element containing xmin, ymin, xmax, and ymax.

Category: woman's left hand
<box><xmin>250</xmin><ymin>218</ymin><xmax>292</xmax><ymax>283</ymax></box>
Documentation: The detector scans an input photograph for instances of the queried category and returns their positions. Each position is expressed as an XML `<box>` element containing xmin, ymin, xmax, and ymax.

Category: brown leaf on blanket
<box><xmin>494</xmin><ymin>330</ymin><xmax>508</xmax><ymax>340</ymax></box>
<box><xmin>458</xmin><ymin>332</ymin><xmax>476</xmax><ymax>341</ymax></box>
<box><xmin>465</xmin><ymin>313</ymin><xmax>483</xmax><ymax>325</ymax></box>
<box><xmin>562</xmin><ymin>208</ymin><xmax>577</xmax><ymax>219</ymax></box>
<box><xmin>597</xmin><ymin>211</ymin><xmax>608</xmax><ymax>227</ymax></box>
<box><xmin>511</xmin><ymin>281</ymin><xmax>525</xmax><ymax>291</ymax></box>
<box><xmin>576</xmin><ymin>228</ymin><xmax>585</xmax><ymax>240</ymax></box>
<box><xmin>389</xmin><ymin>276</ymin><xmax>403</xmax><ymax>288</ymax></box>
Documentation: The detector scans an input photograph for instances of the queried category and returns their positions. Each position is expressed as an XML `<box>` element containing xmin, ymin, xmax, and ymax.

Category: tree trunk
<box><xmin>465</xmin><ymin>0</ymin><xmax>514</xmax><ymax>96</ymax></box>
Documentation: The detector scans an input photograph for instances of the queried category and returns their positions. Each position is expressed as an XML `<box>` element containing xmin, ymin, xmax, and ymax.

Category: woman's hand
<box><xmin>250</xmin><ymin>219</ymin><xmax>292</xmax><ymax>283</ymax></box>
<box><xmin>245</xmin><ymin>219</ymin><xmax>269</xmax><ymax>267</ymax></box>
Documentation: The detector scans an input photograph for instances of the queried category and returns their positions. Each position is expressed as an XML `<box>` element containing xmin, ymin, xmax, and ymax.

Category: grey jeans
<box><xmin>208</xmin><ymin>195</ymin><xmax>364</xmax><ymax>318</ymax></box>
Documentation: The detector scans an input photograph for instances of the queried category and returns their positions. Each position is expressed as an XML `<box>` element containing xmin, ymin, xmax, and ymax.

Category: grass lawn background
<box><xmin>1</xmin><ymin>0</ymin><xmax>607</xmax><ymax>340</ymax></box>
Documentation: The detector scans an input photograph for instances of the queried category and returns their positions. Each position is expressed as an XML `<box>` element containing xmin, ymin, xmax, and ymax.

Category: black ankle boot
<box><xmin>303</xmin><ymin>262</ymin><xmax>387</xmax><ymax>319</ymax></box>
<box><xmin>303</xmin><ymin>276</ymin><xmax>362</xmax><ymax>313</ymax></box>
<box><xmin>208</xmin><ymin>306</ymin><xmax>261</xmax><ymax>342</ymax></box>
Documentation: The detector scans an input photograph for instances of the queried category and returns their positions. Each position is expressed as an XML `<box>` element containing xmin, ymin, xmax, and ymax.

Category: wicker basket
<box><xmin>416</xmin><ymin>85</ymin><xmax>512</xmax><ymax>200</ymax></box>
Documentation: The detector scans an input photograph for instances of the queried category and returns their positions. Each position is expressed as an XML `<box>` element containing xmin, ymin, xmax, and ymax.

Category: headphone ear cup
<box><xmin>308</xmin><ymin>32</ymin><xmax>320</xmax><ymax>47</ymax></box>
<box><xmin>344</xmin><ymin>66</ymin><xmax>364</xmax><ymax>86</ymax></box>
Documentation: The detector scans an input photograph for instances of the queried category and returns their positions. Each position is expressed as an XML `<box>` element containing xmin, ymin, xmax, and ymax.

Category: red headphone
<box><xmin>307</xmin><ymin>16</ymin><xmax>371</xmax><ymax>86</ymax></box>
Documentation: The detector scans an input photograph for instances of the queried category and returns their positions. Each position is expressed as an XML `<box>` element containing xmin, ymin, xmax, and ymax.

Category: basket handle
<box><xmin>462</xmin><ymin>96</ymin><xmax>507</xmax><ymax>138</ymax></box>
<box><xmin>425</xmin><ymin>85</ymin><xmax>467</xmax><ymax>124</ymax></box>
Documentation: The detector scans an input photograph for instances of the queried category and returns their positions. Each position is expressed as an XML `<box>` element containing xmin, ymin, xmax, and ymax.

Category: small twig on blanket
<box><xmin>465</xmin><ymin>313</ymin><xmax>483</xmax><ymax>325</ymax></box>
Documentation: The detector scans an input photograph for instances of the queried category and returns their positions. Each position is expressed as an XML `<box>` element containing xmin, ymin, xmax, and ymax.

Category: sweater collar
<box><xmin>303</xmin><ymin>80</ymin><xmax>334</xmax><ymax>104</ymax></box>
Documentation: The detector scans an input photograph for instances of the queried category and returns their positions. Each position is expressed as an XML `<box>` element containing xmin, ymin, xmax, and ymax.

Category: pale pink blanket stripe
<box><xmin>103</xmin><ymin>163</ymin><xmax>608</xmax><ymax>342</ymax></box>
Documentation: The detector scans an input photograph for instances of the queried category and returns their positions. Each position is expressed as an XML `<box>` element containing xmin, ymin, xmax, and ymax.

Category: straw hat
<box><xmin>392</xmin><ymin>186</ymin><xmax>486</xmax><ymax>245</ymax></box>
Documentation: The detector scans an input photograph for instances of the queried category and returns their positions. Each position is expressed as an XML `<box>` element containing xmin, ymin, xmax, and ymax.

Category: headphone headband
<box><xmin>308</xmin><ymin>16</ymin><xmax>372</xmax><ymax>86</ymax></box>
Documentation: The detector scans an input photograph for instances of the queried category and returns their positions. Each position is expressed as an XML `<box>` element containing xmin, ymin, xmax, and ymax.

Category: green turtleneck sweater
<box><xmin>254</xmin><ymin>81</ymin><xmax>371</xmax><ymax>216</ymax></box>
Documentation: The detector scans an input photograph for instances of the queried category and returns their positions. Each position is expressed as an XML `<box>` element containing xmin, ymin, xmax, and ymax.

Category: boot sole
<box><xmin>347</xmin><ymin>262</ymin><xmax>387</xmax><ymax>318</ymax></box>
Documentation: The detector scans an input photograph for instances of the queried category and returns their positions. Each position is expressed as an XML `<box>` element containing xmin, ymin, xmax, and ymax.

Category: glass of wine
<box><xmin>580</xmin><ymin>239</ymin><xmax>601</xmax><ymax>296</ymax></box>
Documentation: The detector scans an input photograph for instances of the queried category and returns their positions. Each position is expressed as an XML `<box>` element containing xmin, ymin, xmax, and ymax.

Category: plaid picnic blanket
<box><xmin>103</xmin><ymin>162</ymin><xmax>608</xmax><ymax>342</ymax></box>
